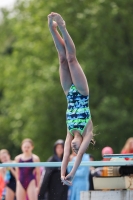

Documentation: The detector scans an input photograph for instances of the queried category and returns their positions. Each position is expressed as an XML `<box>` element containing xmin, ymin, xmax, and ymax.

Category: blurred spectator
<box><xmin>121</xmin><ymin>137</ymin><xmax>133</xmax><ymax>155</ymax></box>
<box><xmin>102</xmin><ymin>146</ymin><xmax>113</xmax><ymax>161</ymax></box>
<box><xmin>0</xmin><ymin>149</ymin><xmax>16</xmax><ymax>200</ymax></box>
<box><xmin>38</xmin><ymin>139</ymin><xmax>68</xmax><ymax>200</ymax></box>
<box><xmin>67</xmin><ymin>151</ymin><xmax>89</xmax><ymax>200</ymax></box>
<box><xmin>89</xmin><ymin>154</ymin><xmax>95</xmax><ymax>190</ymax></box>
<box><xmin>15</xmin><ymin>138</ymin><xmax>40</xmax><ymax>200</ymax></box>
<box><xmin>89</xmin><ymin>154</ymin><xmax>95</xmax><ymax>171</ymax></box>
<box><xmin>89</xmin><ymin>154</ymin><xmax>94</xmax><ymax>161</ymax></box>
<box><xmin>0</xmin><ymin>173</ymin><xmax>4</xmax><ymax>200</ymax></box>
<box><xmin>91</xmin><ymin>146</ymin><xmax>113</xmax><ymax>177</ymax></box>
<box><xmin>101</xmin><ymin>146</ymin><xmax>113</xmax><ymax>176</ymax></box>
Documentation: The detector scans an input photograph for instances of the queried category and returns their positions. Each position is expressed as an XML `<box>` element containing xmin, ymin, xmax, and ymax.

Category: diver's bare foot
<box><xmin>48</xmin><ymin>14</ymin><xmax>57</xmax><ymax>30</ymax></box>
<box><xmin>50</xmin><ymin>12</ymin><xmax>66</xmax><ymax>28</ymax></box>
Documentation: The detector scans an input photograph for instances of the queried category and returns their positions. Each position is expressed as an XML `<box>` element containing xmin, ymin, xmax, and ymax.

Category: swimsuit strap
<box><xmin>19</xmin><ymin>156</ymin><xmax>33</xmax><ymax>163</ymax></box>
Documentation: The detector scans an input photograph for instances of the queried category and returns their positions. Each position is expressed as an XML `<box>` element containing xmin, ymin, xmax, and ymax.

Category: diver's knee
<box><xmin>67</xmin><ymin>54</ymin><xmax>76</xmax><ymax>63</ymax></box>
<box><xmin>59</xmin><ymin>54</ymin><xmax>67</xmax><ymax>64</ymax></box>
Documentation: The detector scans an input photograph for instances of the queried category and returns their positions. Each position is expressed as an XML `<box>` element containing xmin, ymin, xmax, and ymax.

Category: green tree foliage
<box><xmin>0</xmin><ymin>0</ymin><xmax>133</xmax><ymax>160</ymax></box>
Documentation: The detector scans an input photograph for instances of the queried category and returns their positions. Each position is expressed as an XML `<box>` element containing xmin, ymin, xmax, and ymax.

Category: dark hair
<box><xmin>54</xmin><ymin>139</ymin><xmax>64</xmax><ymax>154</ymax></box>
<box><xmin>90</xmin><ymin>154</ymin><xmax>94</xmax><ymax>160</ymax></box>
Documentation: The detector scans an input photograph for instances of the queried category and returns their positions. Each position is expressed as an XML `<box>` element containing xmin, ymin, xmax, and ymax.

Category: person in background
<box><xmin>102</xmin><ymin>146</ymin><xmax>113</xmax><ymax>161</ymax></box>
<box><xmin>67</xmin><ymin>151</ymin><xmax>89</xmax><ymax>200</ymax></box>
<box><xmin>121</xmin><ymin>137</ymin><xmax>133</xmax><ymax>160</ymax></box>
<box><xmin>101</xmin><ymin>146</ymin><xmax>113</xmax><ymax>176</ymax></box>
<box><xmin>0</xmin><ymin>149</ymin><xmax>16</xmax><ymax>200</ymax></box>
<box><xmin>91</xmin><ymin>146</ymin><xmax>113</xmax><ymax>177</ymax></box>
<box><xmin>89</xmin><ymin>154</ymin><xmax>94</xmax><ymax>161</ymax></box>
<box><xmin>38</xmin><ymin>139</ymin><xmax>68</xmax><ymax>200</ymax></box>
<box><xmin>15</xmin><ymin>138</ymin><xmax>40</xmax><ymax>200</ymax></box>
<box><xmin>0</xmin><ymin>172</ymin><xmax>5</xmax><ymax>200</ymax></box>
<box><xmin>89</xmin><ymin>154</ymin><xmax>95</xmax><ymax>171</ymax></box>
<box><xmin>89</xmin><ymin>154</ymin><xmax>95</xmax><ymax>190</ymax></box>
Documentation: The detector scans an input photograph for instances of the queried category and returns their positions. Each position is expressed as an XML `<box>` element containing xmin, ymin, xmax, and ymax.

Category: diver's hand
<box><xmin>61</xmin><ymin>173</ymin><xmax>73</xmax><ymax>186</ymax></box>
<box><xmin>61</xmin><ymin>175</ymin><xmax>65</xmax><ymax>181</ymax></box>
<box><xmin>61</xmin><ymin>176</ymin><xmax>68</xmax><ymax>185</ymax></box>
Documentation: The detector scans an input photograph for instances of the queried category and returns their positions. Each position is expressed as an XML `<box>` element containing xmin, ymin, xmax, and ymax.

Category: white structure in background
<box><xmin>80</xmin><ymin>154</ymin><xmax>133</xmax><ymax>200</ymax></box>
<box><xmin>0</xmin><ymin>0</ymin><xmax>17</xmax><ymax>21</ymax></box>
<box><xmin>0</xmin><ymin>0</ymin><xmax>16</xmax><ymax>9</ymax></box>
<box><xmin>80</xmin><ymin>191</ymin><xmax>133</xmax><ymax>200</ymax></box>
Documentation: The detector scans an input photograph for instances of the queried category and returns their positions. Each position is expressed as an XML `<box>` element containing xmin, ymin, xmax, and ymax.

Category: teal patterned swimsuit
<box><xmin>66</xmin><ymin>84</ymin><xmax>91</xmax><ymax>135</ymax></box>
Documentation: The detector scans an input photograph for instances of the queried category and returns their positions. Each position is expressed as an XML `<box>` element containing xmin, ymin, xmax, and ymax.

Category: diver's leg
<box><xmin>48</xmin><ymin>14</ymin><xmax>72</xmax><ymax>95</ymax></box>
<box><xmin>51</xmin><ymin>12</ymin><xmax>89</xmax><ymax>96</ymax></box>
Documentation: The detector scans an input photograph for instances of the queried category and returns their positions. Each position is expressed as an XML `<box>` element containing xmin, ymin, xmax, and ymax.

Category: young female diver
<box><xmin>48</xmin><ymin>12</ymin><xmax>95</xmax><ymax>186</ymax></box>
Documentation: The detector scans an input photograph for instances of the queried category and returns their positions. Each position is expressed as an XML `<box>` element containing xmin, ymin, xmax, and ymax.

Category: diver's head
<box><xmin>71</xmin><ymin>132</ymin><xmax>83</xmax><ymax>154</ymax></box>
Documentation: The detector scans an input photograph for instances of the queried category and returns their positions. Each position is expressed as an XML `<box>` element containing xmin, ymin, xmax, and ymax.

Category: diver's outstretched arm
<box><xmin>63</xmin><ymin>130</ymin><xmax>93</xmax><ymax>186</ymax></box>
<box><xmin>61</xmin><ymin>132</ymin><xmax>73</xmax><ymax>180</ymax></box>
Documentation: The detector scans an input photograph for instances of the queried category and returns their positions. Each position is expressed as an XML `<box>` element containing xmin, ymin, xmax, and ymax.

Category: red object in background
<box><xmin>0</xmin><ymin>174</ymin><xmax>5</xmax><ymax>198</ymax></box>
<box><xmin>121</xmin><ymin>150</ymin><xmax>133</xmax><ymax>160</ymax></box>
<box><xmin>121</xmin><ymin>137</ymin><xmax>133</xmax><ymax>160</ymax></box>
